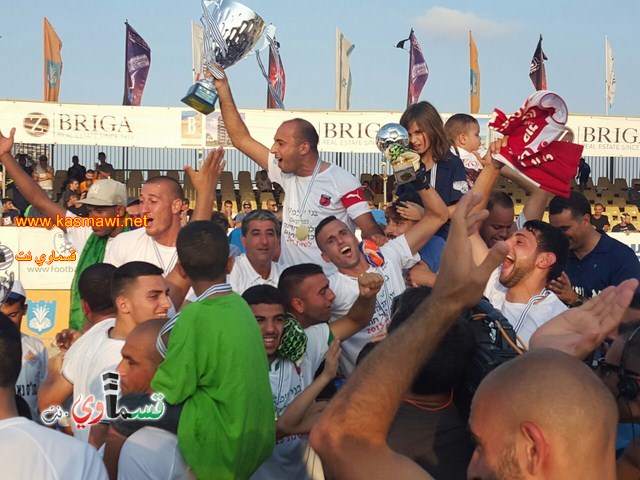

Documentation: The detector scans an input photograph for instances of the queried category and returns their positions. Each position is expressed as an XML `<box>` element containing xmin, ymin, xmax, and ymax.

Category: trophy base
<box><xmin>181</xmin><ymin>82</ymin><xmax>219</xmax><ymax>115</ymax></box>
<box><xmin>392</xmin><ymin>160</ymin><xmax>418</xmax><ymax>185</ymax></box>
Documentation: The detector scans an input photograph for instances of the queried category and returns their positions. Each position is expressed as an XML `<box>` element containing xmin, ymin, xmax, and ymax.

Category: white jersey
<box><xmin>103</xmin><ymin>228</ymin><xmax>178</xmax><ymax>276</ymax></box>
<box><xmin>61</xmin><ymin>318</ymin><xmax>124</xmax><ymax>443</ymax></box>
<box><xmin>16</xmin><ymin>334</ymin><xmax>48</xmax><ymax>421</ymax></box>
<box><xmin>329</xmin><ymin>236</ymin><xmax>419</xmax><ymax>376</ymax></box>
<box><xmin>268</xmin><ymin>153</ymin><xmax>371</xmax><ymax>272</ymax></box>
<box><xmin>64</xmin><ymin>211</ymin><xmax>118</xmax><ymax>255</ymax></box>
<box><xmin>118</xmin><ymin>427</ymin><xmax>194</xmax><ymax>480</ymax></box>
<box><xmin>0</xmin><ymin>417</ymin><xmax>108</xmax><ymax>479</ymax></box>
<box><xmin>483</xmin><ymin>268</ymin><xmax>567</xmax><ymax>348</ymax></box>
<box><xmin>252</xmin><ymin>324</ymin><xmax>330</xmax><ymax>480</ymax></box>
<box><xmin>229</xmin><ymin>254</ymin><xmax>282</xmax><ymax>294</ymax></box>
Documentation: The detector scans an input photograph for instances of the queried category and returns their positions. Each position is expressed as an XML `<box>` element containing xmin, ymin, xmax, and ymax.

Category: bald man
<box><xmin>468</xmin><ymin>349</ymin><xmax>617</xmax><ymax>479</ymax></box>
<box><xmin>310</xmin><ymin>192</ymin><xmax>619</xmax><ymax>480</ymax></box>
<box><xmin>104</xmin><ymin>319</ymin><xmax>193</xmax><ymax>480</ymax></box>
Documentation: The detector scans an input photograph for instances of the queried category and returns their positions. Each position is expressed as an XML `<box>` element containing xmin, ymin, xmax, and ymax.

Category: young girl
<box><xmin>397</xmin><ymin>102</ymin><xmax>469</xmax><ymax>236</ymax></box>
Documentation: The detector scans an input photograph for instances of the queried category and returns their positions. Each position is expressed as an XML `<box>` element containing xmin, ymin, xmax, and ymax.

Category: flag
<box><xmin>469</xmin><ymin>31</ymin><xmax>480</xmax><ymax>113</ymax></box>
<box><xmin>529</xmin><ymin>34</ymin><xmax>547</xmax><ymax>91</ymax></box>
<box><xmin>267</xmin><ymin>37</ymin><xmax>286</xmax><ymax>109</ymax></box>
<box><xmin>123</xmin><ymin>22</ymin><xmax>151</xmax><ymax>106</ymax></box>
<box><xmin>605</xmin><ymin>36</ymin><xmax>616</xmax><ymax>109</ymax></box>
<box><xmin>336</xmin><ymin>28</ymin><xmax>354</xmax><ymax>110</ymax></box>
<box><xmin>43</xmin><ymin>18</ymin><xmax>63</xmax><ymax>102</ymax></box>
<box><xmin>191</xmin><ymin>21</ymin><xmax>204</xmax><ymax>83</ymax></box>
<box><xmin>397</xmin><ymin>30</ymin><xmax>429</xmax><ymax>108</ymax></box>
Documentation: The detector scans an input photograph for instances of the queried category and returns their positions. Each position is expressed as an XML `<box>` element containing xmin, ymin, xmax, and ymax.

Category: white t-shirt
<box><xmin>64</xmin><ymin>210</ymin><xmax>117</xmax><ymax>255</ymax></box>
<box><xmin>118</xmin><ymin>427</ymin><xmax>194</xmax><ymax>480</ymax></box>
<box><xmin>252</xmin><ymin>324</ymin><xmax>330</xmax><ymax>480</ymax></box>
<box><xmin>229</xmin><ymin>254</ymin><xmax>282</xmax><ymax>295</ymax></box>
<box><xmin>34</xmin><ymin>164</ymin><xmax>53</xmax><ymax>190</ymax></box>
<box><xmin>483</xmin><ymin>268</ymin><xmax>567</xmax><ymax>348</ymax></box>
<box><xmin>0</xmin><ymin>417</ymin><xmax>108</xmax><ymax>479</ymax></box>
<box><xmin>103</xmin><ymin>228</ymin><xmax>178</xmax><ymax>275</ymax></box>
<box><xmin>61</xmin><ymin>318</ymin><xmax>124</xmax><ymax>443</ymax></box>
<box><xmin>267</xmin><ymin>153</ymin><xmax>371</xmax><ymax>272</ymax></box>
<box><xmin>16</xmin><ymin>333</ymin><xmax>48</xmax><ymax>421</ymax></box>
<box><xmin>329</xmin><ymin>236</ymin><xmax>419</xmax><ymax>376</ymax></box>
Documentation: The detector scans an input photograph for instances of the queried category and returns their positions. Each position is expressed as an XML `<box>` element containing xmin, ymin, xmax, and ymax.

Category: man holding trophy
<box><xmin>208</xmin><ymin>74</ymin><xmax>385</xmax><ymax>272</ymax></box>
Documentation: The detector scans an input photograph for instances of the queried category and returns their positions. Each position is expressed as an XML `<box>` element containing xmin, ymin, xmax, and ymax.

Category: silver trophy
<box><xmin>182</xmin><ymin>0</ymin><xmax>267</xmax><ymax>114</ymax></box>
<box><xmin>376</xmin><ymin>123</ymin><xmax>421</xmax><ymax>185</ymax></box>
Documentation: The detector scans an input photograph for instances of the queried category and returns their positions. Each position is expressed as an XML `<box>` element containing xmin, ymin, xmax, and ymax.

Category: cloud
<box><xmin>414</xmin><ymin>7</ymin><xmax>517</xmax><ymax>39</ymax></box>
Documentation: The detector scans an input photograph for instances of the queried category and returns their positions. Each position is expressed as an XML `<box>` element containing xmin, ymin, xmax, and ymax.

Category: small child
<box><xmin>445</xmin><ymin>113</ymin><xmax>483</xmax><ymax>187</ymax></box>
<box><xmin>1</xmin><ymin>280</ymin><xmax>48</xmax><ymax>420</ymax></box>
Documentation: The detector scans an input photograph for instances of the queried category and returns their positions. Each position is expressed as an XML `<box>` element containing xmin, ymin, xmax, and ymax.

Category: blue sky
<box><xmin>1</xmin><ymin>0</ymin><xmax>637</xmax><ymax>117</ymax></box>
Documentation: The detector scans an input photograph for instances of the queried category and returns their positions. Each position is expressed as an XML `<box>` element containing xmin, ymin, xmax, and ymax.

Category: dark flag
<box><xmin>123</xmin><ymin>22</ymin><xmax>151</xmax><ymax>106</ymax></box>
<box><xmin>397</xmin><ymin>29</ymin><xmax>429</xmax><ymax>108</ymax></box>
<box><xmin>529</xmin><ymin>34</ymin><xmax>547</xmax><ymax>91</ymax></box>
<box><xmin>267</xmin><ymin>37</ymin><xmax>286</xmax><ymax>109</ymax></box>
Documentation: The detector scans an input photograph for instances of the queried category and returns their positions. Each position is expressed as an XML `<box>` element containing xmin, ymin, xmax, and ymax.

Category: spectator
<box><xmin>549</xmin><ymin>191</ymin><xmax>640</xmax><ymax>304</ymax></box>
<box><xmin>576</xmin><ymin>157</ymin><xmax>591</xmax><ymax>192</ymax></box>
<box><xmin>234</xmin><ymin>200</ymin><xmax>252</xmax><ymax>227</ymax></box>
<box><xmin>1</xmin><ymin>198</ymin><xmax>20</xmax><ymax>224</ymax></box>
<box><xmin>590</xmin><ymin>203</ymin><xmax>611</xmax><ymax>232</ymax></box>
<box><xmin>66</xmin><ymin>155</ymin><xmax>86</xmax><ymax>182</ymax></box>
<box><xmin>61</xmin><ymin>177</ymin><xmax>80</xmax><ymax>206</ymax></box>
<box><xmin>80</xmin><ymin>169</ymin><xmax>95</xmax><ymax>195</ymax></box>
<box><xmin>265</xmin><ymin>198</ymin><xmax>278</xmax><ymax>213</ymax></box>
<box><xmin>612</xmin><ymin>213</ymin><xmax>637</xmax><ymax>234</ymax></box>
<box><xmin>444</xmin><ymin>113</ymin><xmax>483</xmax><ymax>187</ymax></box>
<box><xmin>628</xmin><ymin>183</ymin><xmax>640</xmax><ymax>208</ymax></box>
<box><xmin>32</xmin><ymin>155</ymin><xmax>54</xmax><ymax>200</ymax></box>
<box><xmin>256</xmin><ymin>169</ymin><xmax>272</xmax><ymax>192</ymax></box>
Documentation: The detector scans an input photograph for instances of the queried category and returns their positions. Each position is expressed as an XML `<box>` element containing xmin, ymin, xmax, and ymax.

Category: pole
<box><xmin>406</xmin><ymin>29</ymin><xmax>413</xmax><ymax>109</ymax></box>
<box><xmin>605</xmin><ymin>36</ymin><xmax>608</xmax><ymax>116</ymax></box>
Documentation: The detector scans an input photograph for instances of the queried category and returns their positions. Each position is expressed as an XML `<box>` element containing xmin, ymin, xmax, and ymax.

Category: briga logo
<box><xmin>23</xmin><ymin>113</ymin><xmax>50</xmax><ymax>137</ymax></box>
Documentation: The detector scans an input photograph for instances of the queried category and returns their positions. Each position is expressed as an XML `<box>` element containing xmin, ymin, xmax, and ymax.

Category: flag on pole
<box><xmin>267</xmin><ymin>37</ymin><xmax>286</xmax><ymax>109</ymax></box>
<box><xmin>469</xmin><ymin>31</ymin><xmax>480</xmax><ymax>113</ymax></box>
<box><xmin>397</xmin><ymin>30</ymin><xmax>429</xmax><ymax>108</ymax></box>
<box><xmin>605</xmin><ymin>36</ymin><xmax>616</xmax><ymax>110</ymax></box>
<box><xmin>336</xmin><ymin>28</ymin><xmax>354</xmax><ymax>110</ymax></box>
<box><xmin>191</xmin><ymin>21</ymin><xmax>204</xmax><ymax>83</ymax></box>
<box><xmin>529</xmin><ymin>34</ymin><xmax>547</xmax><ymax>91</ymax></box>
<box><xmin>123</xmin><ymin>22</ymin><xmax>151</xmax><ymax>106</ymax></box>
<box><xmin>43</xmin><ymin>17</ymin><xmax>63</xmax><ymax>102</ymax></box>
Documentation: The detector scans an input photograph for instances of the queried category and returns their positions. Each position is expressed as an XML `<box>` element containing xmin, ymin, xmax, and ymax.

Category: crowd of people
<box><xmin>0</xmin><ymin>66</ymin><xmax>639</xmax><ymax>480</ymax></box>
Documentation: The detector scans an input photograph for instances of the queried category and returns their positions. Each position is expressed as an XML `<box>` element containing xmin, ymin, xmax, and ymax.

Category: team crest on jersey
<box><xmin>26</xmin><ymin>300</ymin><xmax>56</xmax><ymax>334</ymax></box>
<box><xmin>319</xmin><ymin>194</ymin><xmax>331</xmax><ymax>207</ymax></box>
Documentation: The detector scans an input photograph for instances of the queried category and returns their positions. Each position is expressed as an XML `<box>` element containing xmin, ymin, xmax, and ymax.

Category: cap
<box><xmin>78</xmin><ymin>179</ymin><xmax>127</xmax><ymax>207</ymax></box>
<box><xmin>242</xmin><ymin>201</ymin><xmax>252</xmax><ymax>207</ymax></box>
<box><xmin>7</xmin><ymin>280</ymin><xmax>26</xmax><ymax>301</ymax></box>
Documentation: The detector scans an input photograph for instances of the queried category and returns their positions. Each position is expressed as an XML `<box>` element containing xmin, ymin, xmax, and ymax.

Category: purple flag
<box><xmin>529</xmin><ymin>34</ymin><xmax>547</xmax><ymax>91</ymax></box>
<box><xmin>407</xmin><ymin>30</ymin><xmax>428</xmax><ymax>107</ymax></box>
<box><xmin>123</xmin><ymin>23</ymin><xmax>151</xmax><ymax>106</ymax></box>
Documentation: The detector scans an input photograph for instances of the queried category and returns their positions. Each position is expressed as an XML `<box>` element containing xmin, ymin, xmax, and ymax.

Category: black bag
<box><xmin>456</xmin><ymin>297</ymin><xmax>522</xmax><ymax>417</ymax></box>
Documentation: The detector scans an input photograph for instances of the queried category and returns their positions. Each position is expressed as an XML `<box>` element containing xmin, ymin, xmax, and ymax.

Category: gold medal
<box><xmin>295</xmin><ymin>224</ymin><xmax>309</xmax><ymax>240</ymax></box>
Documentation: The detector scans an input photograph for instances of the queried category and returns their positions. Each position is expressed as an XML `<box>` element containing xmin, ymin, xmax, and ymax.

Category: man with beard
<box><xmin>470</xmin><ymin>219</ymin><xmax>569</xmax><ymax>347</ymax></box>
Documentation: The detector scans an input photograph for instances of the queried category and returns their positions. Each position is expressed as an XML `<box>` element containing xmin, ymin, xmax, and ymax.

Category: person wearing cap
<box><xmin>234</xmin><ymin>200</ymin><xmax>253</xmax><ymax>227</ymax></box>
<box><xmin>0</xmin><ymin>131</ymin><xmax>129</xmax><ymax>330</ymax></box>
<box><xmin>1</xmin><ymin>280</ymin><xmax>48</xmax><ymax>421</ymax></box>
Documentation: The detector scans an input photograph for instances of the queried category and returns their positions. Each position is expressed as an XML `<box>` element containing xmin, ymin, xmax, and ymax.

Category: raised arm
<box><xmin>276</xmin><ymin>339</ymin><xmax>341</xmax><ymax>439</ymax></box>
<box><xmin>329</xmin><ymin>272</ymin><xmax>383</xmax><ymax>340</ymax></box>
<box><xmin>0</xmin><ymin>128</ymin><xmax>67</xmax><ymax>226</ymax></box>
<box><xmin>213</xmin><ymin>71</ymin><xmax>270</xmax><ymax>170</ymax></box>
<box><xmin>310</xmin><ymin>192</ymin><xmax>508</xmax><ymax>479</ymax></box>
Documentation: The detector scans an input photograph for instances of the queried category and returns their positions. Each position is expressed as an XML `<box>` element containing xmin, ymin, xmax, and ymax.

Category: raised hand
<box><xmin>431</xmin><ymin>191</ymin><xmax>509</xmax><ymax>309</ymax></box>
<box><xmin>0</xmin><ymin>127</ymin><xmax>16</xmax><ymax>158</ymax></box>
<box><xmin>357</xmin><ymin>272</ymin><xmax>384</xmax><ymax>298</ymax></box>
<box><xmin>530</xmin><ymin>278</ymin><xmax>638</xmax><ymax>358</ymax></box>
<box><xmin>184</xmin><ymin>147</ymin><xmax>225</xmax><ymax>194</ymax></box>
